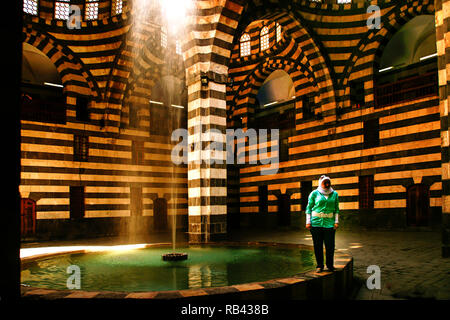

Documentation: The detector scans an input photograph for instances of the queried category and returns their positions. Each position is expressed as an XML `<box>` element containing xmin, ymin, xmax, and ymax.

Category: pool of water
<box><xmin>21</xmin><ymin>245</ymin><xmax>315</xmax><ymax>292</ymax></box>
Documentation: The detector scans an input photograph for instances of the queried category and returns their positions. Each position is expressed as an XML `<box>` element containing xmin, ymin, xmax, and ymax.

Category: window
<box><xmin>302</xmin><ymin>94</ymin><xmax>314</xmax><ymax>120</ymax></box>
<box><xmin>276</xmin><ymin>23</ymin><xmax>282</xmax><ymax>43</ymax></box>
<box><xmin>258</xmin><ymin>185</ymin><xmax>268</xmax><ymax>214</ymax></box>
<box><xmin>363</xmin><ymin>118</ymin><xmax>380</xmax><ymax>148</ymax></box>
<box><xmin>240</xmin><ymin>33</ymin><xmax>251</xmax><ymax>57</ymax></box>
<box><xmin>129</xmin><ymin>104</ymin><xmax>139</xmax><ymax>128</ymax></box>
<box><xmin>350</xmin><ymin>80</ymin><xmax>365</xmax><ymax>108</ymax></box>
<box><xmin>23</xmin><ymin>0</ymin><xmax>38</xmax><ymax>15</ymax></box>
<box><xmin>301</xmin><ymin>181</ymin><xmax>312</xmax><ymax>212</ymax></box>
<box><xmin>176</xmin><ymin>40</ymin><xmax>182</xmax><ymax>55</ymax></box>
<box><xmin>70</xmin><ymin>186</ymin><xmax>85</xmax><ymax>219</ymax></box>
<box><xmin>260</xmin><ymin>26</ymin><xmax>269</xmax><ymax>51</ymax></box>
<box><xmin>74</xmin><ymin>135</ymin><xmax>89</xmax><ymax>161</ymax></box>
<box><xmin>55</xmin><ymin>0</ymin><xmax>71</xmax><ymax>20</ymax></box>
<box><xmin>76</xmin><ymin>96</ymin><xmax>90</xmax><ymax>122</ymax></box>
<box><xmin>21</xmin><ymin>86</ymin><xmax>67</xmax><ymax>124</ymax></box>
<box><xmin>85</xmin><ymin>0</ymin><xmax>99</xmax><ymax>20</ymax></box>
<box><xmin>132</xmin><ymin>140</ymin><xmax>145</xmax><ymax>165</ymax></box>
<box><xmin>150</xmin><ymin>104</ymin><xmax>169</xmax><ymax>134</ymax></box>
<box><xmin>111</xmin><ymin>0</ymin><xmax>123</xmax><ymax>15</ymax></box>
<box><xmin>359</xmin><ymin>175</ymin><xmax>374</xmax><ymax>209</ymax></box>
<box><xmin>161</xmin><ymin>27</ymin><xmax>167</xmax><ymax>48</ymax></box>
<box><xmin>130</xmin><ymin>186</ymin><xmax>143</xmax><ymax>217</ymax></box>
<box><xmin>280</xmin><ymin>137</ymin><xmax>289</xmax><ymax>162</ymax></box>
<box><xmin>337</xmin><ymin>0</ymin><xmax>351</xmax><ymax>3</ymax></box>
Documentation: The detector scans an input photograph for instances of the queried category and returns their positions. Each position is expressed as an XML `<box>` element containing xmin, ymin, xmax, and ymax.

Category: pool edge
<box><xmin>20</xmin><ymin>241</ymin><xmax>354</xmax><ymax>300</ymax></box>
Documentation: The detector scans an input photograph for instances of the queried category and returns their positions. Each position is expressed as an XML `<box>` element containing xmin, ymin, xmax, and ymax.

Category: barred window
<box><xmin>363</xmin><ymin>118</ymin><xmax>380</xmax><ymax>149</ymax></box>
<box><xmin>161</xmin><ymin>27</ymin><xmax>167</xmax><ymax>48</ymax></box>
<box><xmin>276</xmin><ymin>22</ymin><xmax>282</xmax><ymax>43</ymax></box>
<box><xmin>55</xmin><ymin>0</ymin><xmax>71</xmax><ymax>20</ymax></box>
<box><xmin>359</xmin><ymin>175</ymin><xmax>374</xmax><ymax>209</ymax></box>
<box><xmin>23</xmin><ymin>0</ymin><xmax>38</xmax><ymax>15</ymax></box>
<box><xmin>85</xmin><ymin>0</ymin><xmax>99</xmax><ymax>20</ymax></box>
<box><xmin>260</xmin><ymin>26</ymin><xmax>269</xmax><ymax>51</ymax></box>
<box><xmin>111</xmin><ymin>0</ymin><xmax>123</xmax><ymax>15</ymax></box>
<box><xmin>73</xmin><ymin>135</ymin><xmax>89</xmax><ymax>161</ymax></box>
<box><xmin>240</xmin><ymin>33</ymin><xmax>251</xmax><ymax>57</ymax></box>
<box><xmin>132</xmin><ymin>140</ymin><xmax>145</xmax><ymax>165</ymax></box>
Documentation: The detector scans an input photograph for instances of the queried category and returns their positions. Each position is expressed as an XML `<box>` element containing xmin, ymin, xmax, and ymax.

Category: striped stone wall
<box><xmin>19</xmin><ymin>0</ymin><xmax>450</xmax><ymax>249</ymax></box>
<box><xmin>435</xmin><ymin>0</ymin><xmax>450</xmax><ymax>257</ymax></box>
<box><xmin>226</xmin><ymin>0</ymin><xmax>442</xmax><ymax>230</ymax></box>
<box><xmin>20</xmin><ymin>1</ymin><xmax>188</xmax><ymax>239</ymax></box>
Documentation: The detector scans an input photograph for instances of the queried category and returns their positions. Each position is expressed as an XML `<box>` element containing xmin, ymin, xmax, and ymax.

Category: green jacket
<box><xmin>305</xmin><ymin>189</ymin><xmax>339</xmax><ymax>228</ymax></box>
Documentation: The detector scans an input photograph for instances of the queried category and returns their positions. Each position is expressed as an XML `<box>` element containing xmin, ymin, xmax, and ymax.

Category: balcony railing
<box><xmin>375</xmin><ymin>71</ymin><xmax>438</xmax><ymax>108</ymax></box>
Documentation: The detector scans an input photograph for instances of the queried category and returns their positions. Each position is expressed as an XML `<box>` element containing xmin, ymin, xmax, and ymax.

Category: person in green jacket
<box><xmin>305</xmin><ymin>175</ymin><xmax>339</xmax><ymax>273</ymax></box>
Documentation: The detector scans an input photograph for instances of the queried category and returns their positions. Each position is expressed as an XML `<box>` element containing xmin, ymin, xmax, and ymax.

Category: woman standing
<box><xmin>305</xmin><ymin>175</ymin><xmax>339</xmax><ymax>273</ymax></box>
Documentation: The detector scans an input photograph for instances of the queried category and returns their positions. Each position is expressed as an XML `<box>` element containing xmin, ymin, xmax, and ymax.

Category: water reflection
<box><xmin>21</xmin><ymin>245</ymin><xmax>314</xmax><ymax>292</ymax></box>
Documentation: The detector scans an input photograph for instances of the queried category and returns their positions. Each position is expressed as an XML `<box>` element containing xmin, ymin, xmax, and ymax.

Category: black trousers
<box><xmin>310</xmin><ymin>227</ymin><xmax>335</xmax><ymax>269</ymax></box>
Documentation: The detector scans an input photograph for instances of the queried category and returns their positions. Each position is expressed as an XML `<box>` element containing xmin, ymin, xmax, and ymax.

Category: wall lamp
<box><xmin>200</xmin><ymin>75</ymin><xmax>209</xmax><ymax>86</ymax></box>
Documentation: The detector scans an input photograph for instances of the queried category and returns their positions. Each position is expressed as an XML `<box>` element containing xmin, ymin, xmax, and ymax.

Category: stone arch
<box><xmin>22</xmin><ymin>28</ymin><xmax>101</xmax><ymax>100</ymax></box>
<box><xmin>230</xmin><ymin>56</ymin><xmax>320</xmax><ymax>125</ymax></box>
<box><xmin>340</xmin><ymin>0</ymin><xmax>435</xmax><ymax>88</ymax></box>
<box><xmin>228</xmin><ymin>10</ymin><xmax>335</xmax><ymax>122</ymax></box>
<box><xmin>115</xmin><ymin>31</ymin><xmax>187</xmax><ymax>127</ymax></box>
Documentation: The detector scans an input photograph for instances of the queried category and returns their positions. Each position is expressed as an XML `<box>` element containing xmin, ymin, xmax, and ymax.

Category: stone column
<box><xmin>186</xmin><ymin>75</ymin><xmax>228</xmax><ymax>242</ymax></box>
<box><xmin>435</xmin><ymin>0</ymin><xmax>450</xmax><ymax>257</ymax></box>
<box><xmin>183</xmin><ymin>0</ymin><xmax>235</xmax><ymax>242</ymax></box>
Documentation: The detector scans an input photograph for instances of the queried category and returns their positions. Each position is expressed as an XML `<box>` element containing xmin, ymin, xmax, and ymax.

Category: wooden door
<box><xmin>277</xmin><ymin>194</ymin><xmax>291</xmax><ymax>226</ymax></box>
<box><xmin>301</xmin><ymin>181</ymin><xmax>312</xmax><ymax>212</ymax></box>
<box><xmin>153</xmin><ymin>198</ymin><xmax>168</xmax><ymax>231</ymax></box>
<box><xmin>70</xmin><ymin>186</ymin><xmax>85</xmax><ymax>219</ymax></box>
<box><xmin>258</xmin><ymin>185</ymin><xmax>268</xmax><ymax>214</ymax></box>
<box><xmin>21</xmin><ymin>198</ymin><xmax>36</xmax><ymax>237</ymax></box>
<box><xmin>407</xmin><ymin>184</ymin><xmax>430</xmax><ymax>226</ymax></box>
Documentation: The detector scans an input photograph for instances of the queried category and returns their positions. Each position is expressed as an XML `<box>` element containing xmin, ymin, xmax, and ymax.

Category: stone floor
<box><xmin>229</xmin><ymin>228</ymin><xmax>450</xmax><ymax>300</ymax></box>
<box><xmin>21</xmin><ymin>228</ymin><xmax>450</xmax><ymax>300</ymax></box>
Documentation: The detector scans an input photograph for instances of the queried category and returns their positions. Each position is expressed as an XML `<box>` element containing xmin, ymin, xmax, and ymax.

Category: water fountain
<box><xmin>138</xmin><ymin>0</ymin><xmax>192</xmax><ymax>261</ymax></box>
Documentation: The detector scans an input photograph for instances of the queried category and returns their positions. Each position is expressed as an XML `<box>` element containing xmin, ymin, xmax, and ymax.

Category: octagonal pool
<box><xmin>21</xmin><ymin>244</ymin><xmax>315</xmax><ymax>292</ymax></box>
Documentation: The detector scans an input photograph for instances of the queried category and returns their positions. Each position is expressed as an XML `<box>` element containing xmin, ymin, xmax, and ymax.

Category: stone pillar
<box><xmin>183</xmin><ymin>1</ymin><xmax>233</xmax><ymax>243</ymax></box>
<box><xmin>435</xmin><ymin>0</ymin><xmax>450</xmax><ymax>257</ymax></box>
<box><xmin>186</xmin><ymin>76</ymin><xmax>228</xmax><ymax>242</ymax></box>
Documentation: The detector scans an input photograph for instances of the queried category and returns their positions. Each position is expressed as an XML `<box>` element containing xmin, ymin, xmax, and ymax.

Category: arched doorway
<box><xmin>407</xmin><ymin>184</ymin><xmax>430</xmax><ymax>227</ymax></box>
<box><xmin>153</xmin><ymin>198</ymin><xmax>168</xmax><ymax>231</ymax></box>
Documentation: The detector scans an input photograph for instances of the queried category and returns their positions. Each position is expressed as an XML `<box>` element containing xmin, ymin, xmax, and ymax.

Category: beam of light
<box><xmin>159</xmin><ymin>0</ymin><xmax>194</xmax><ymax>35</ymax></box>
<box><xmin>420</xmin><ymin>53</ymin><xmax>437</xmax><ymax>61</ymax></box>
<box><xmin>149</xmin><ymin>100</ymin><xmax>164</xmax><ymax>105</ymax></box>
<box><xmin>20</xmin><ymin>244</ymin><xmax>149</xmax><ymax>259</ymax></box>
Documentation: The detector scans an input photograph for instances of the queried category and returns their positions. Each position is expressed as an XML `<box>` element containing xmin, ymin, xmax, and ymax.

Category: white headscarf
<box><xmin>317</xmin><ymin>175</ymin><xmax>334</xmax><ymax>195</ymax></box>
